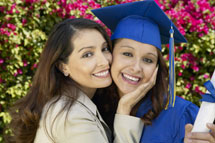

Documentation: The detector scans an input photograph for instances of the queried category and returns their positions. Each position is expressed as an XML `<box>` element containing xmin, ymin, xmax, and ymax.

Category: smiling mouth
<box><xmin>121</xmin><ymin>73</ymin><xmax>141</xmax><ymax>85</ymax></box>
<box><xmin>93</xmin><ymin>70</ymin><xmax>109</xmax><ymax>78</ymax></box>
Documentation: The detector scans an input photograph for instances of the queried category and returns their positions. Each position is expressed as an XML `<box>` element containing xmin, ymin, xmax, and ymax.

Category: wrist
<box><xmin>116</xmin><ymin>100</ymin><xmax>132</xmax><ymax>115</ymax></box>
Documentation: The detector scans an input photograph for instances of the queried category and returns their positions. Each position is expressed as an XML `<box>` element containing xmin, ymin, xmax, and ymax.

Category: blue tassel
<box><xmin>168</xmin><ymin>24</ymin><xmax>176</xmax><ymax>108</ymax></box>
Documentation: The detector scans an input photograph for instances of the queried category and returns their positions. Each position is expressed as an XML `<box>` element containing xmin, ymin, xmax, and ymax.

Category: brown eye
<box><xmin>122</xmin><ymin>52</ymin><xmax>133</xmax><ymax>57</ymax></box>
<box><xmin>102</xmin><ymin>47</ymin><xmax>110</xmax><ymax>52</ymax></box>
<box><xmin>82</xmin><ymin>52</ymin><xmax>94</xmax><ymax>58</ymax></box>
<box><xmin>143</xmin><ymin>58</ymin><xmax>153</xmax><ymax>63</ymax></box>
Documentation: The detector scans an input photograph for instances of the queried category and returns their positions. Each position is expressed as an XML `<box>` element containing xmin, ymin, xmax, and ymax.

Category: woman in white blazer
<box><xmin>7</xmin><ymin>18</ymin><xmax>152</xmax><ymax>143</ymax></box>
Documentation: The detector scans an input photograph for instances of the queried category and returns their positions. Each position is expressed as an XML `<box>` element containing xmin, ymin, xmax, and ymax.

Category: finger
<box><xmin>148</xmin><ymin>66</ymin><xmax>159</xmax><ymax>86</ymax></box>
<box><xmin>188</xmin><ymin>132</ymin><xmax>215</xmax><ymax>142</ymax></box>
<box><xmin>135</xmin><ymin>66</ymin><xmax>159</xmax><ymax>101</ymax></box>
<box><xmin>184</xmin><ymin>124</ymin><xmax>193</xmax><ymax>143</ymax></box>
<box><xmin>207</xmin><ymin>123</ymin><xmax>215</xmax><ymax>139</ymax></box>
<box><xmin>187</xmin><ymin>139</ymin><xmax>213</xmax><ymax>143</ymax></box>
<box><xmin>130</xmin><ymin>84</ymin><xmax>148</xmax><ymax>102</ymax></box>
<box><xmin>185</xmin><ymin>124</ymin><xmax>193</xmax><ymax>138</ymax></box>
<box><xmin>121</xmin><ymin>66</ymin><xmax>159</xmax><ymax>105</ymax></box>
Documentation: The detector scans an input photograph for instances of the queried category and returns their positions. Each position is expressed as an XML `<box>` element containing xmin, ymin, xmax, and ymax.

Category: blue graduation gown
<box><xmin>136</xmin><ymin>96</ymin><xmax>199</xmax><ymax>143</ymax></box>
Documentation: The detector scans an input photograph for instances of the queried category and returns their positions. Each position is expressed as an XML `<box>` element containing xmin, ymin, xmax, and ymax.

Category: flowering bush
<box><xmin>0</xmin><ymin>0</ymin><xmax>214</xmax><ymax>142</ymax></box>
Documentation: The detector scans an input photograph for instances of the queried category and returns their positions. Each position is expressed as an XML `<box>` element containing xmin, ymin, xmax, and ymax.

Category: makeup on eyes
<box><xmin>80</xmin><ymin>42</ymin><xmax>110</xmax><ymax>58</ymax></box>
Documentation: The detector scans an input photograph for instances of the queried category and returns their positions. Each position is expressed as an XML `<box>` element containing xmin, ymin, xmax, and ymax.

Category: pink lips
<box><xmin>93</xmin><ymin>70</ymin><xmax>110</xmax><ymax>78</ymax></box>
<box><xmin>121</xmin><ymin>73</ymin><xmax>141</xmax><ymax>85</ymax></box>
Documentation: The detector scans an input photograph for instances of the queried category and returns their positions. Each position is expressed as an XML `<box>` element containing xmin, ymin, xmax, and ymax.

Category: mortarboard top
<box><xmin>92</xmin><ymin>0</ymin><xmax>188</xmax><ymax>108</ymax></box>
<box><xmin>91</xmin><ymin>0</ymin><xmax>187</xmax><ymax>50</ymax></box>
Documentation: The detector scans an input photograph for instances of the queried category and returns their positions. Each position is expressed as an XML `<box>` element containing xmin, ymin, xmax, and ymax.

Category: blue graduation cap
<box><xmin>92</xmin><ymin>0</ymin><xmax>187</xmax><ymax>108</ymax></box>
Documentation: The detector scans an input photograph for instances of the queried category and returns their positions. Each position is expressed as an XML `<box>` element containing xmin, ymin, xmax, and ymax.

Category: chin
<box><xmin>96</xmin><ymin>80</ymin><xmax>112</xmax><ymax>88</ymax></box>
<box><xmin>120</xmin><ymin>88</ymin><xmax>135</xmax><ymax>95</ymax></box>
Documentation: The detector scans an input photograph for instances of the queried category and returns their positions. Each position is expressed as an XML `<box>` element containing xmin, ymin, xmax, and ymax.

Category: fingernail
<box><xmin>187</xmin><ymin>139</ymin><xmax>192</xmax><ymax>143</ymax></box>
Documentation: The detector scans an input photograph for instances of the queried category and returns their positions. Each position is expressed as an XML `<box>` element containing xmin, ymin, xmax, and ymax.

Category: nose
<box><xmin>96</xmin><ymin>52</ymin><xmax>111</xmax><ymax>67</ymax></box>
<box><xmin>131</xmin><ymin>59</ymin><xmax>142</xmax><ymax>73</ymax></box>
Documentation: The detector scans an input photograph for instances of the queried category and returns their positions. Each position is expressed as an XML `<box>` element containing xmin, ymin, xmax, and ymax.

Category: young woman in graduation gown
<box><xmin>92</xmin><ymin>1</ymin><xmax>215</xmax><ymax>142</ymax></box>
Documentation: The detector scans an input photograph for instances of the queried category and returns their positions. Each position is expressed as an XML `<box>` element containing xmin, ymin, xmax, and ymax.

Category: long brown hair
<box><xmin>94</xmin><ymin>48</ymin><xmax>169</xmax><ymax>130</ymax></box>
<box><xmin>6</xmin><ymin>18</ymin><xmax>112</xmax><ymax>143</ymax></box>
<box><xmin>136</xmin><ymin>49</ymin><xmax>169</xmax><ymax>125</ymax></box>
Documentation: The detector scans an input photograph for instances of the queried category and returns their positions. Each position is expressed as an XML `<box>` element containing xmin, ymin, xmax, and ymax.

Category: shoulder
<box><xmin>166</xmin><ymin>96</ymin><xmax>199</xmax><ymax>115</ymax></box>
<box><xmin>152</xmin><ymin>96</ymin><xmax>199</xmax><ymax>130</ymax></box>
<box><xmin>139</xmin><ymin>96</ymin><xmax>199</xmax><ymax>142</ymax></box>
<box><xmin>44</xmin><ymin>96</ymin><xmax>96</xmax><ymax>121</ymax></box>
<box><xmin>35</xmin><ymin>96</ymin><xmax>100</xmax><ymax>142</ymax></box>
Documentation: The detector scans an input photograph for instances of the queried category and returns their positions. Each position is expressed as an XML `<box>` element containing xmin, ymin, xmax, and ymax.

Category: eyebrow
<box><xmin>120</xmin><ymin>45</ymin><xmax>135</xmax><ymax>49</ymax></box>
<box><xmin>78</xmin><ymin>46</ymin><xmax>95</xmax><ymax>53</ymax></box>
<box><xmin>120</xmin><ymin>46</ymin><xmax>158</xmax><ymax>58</ymax></box>
<box><xmin>78</xmin><ymin>42</ymin><xmax>108</xmax><ymax>53</ymax></box>
<box><xmin>147</xmin><ymin>53</ymin><xmax>158</xmax><ymax>58</ymax></box>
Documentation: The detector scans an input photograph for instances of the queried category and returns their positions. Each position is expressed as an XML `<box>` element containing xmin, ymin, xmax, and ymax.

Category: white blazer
<box><xmin>34</xmin><ymin>91</ymin><xmax>143</xmax><ymax>143</ymax></box>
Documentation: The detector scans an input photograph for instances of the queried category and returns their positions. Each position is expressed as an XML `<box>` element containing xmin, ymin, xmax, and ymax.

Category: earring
<box><xmin>64</xmin><ymin>72</ymin><xmax>69</xmax><ymax>77</ymax></box>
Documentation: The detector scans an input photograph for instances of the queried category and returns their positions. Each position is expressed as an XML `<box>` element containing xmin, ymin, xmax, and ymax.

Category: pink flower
<box><xmin>195</xmin><ymin>86</ymin><xmax>200</xmax><ymax>93</ymax></box>
<box><xmin>33</xmin><ymin>63</ymin><xmax>37</xmax><ymax>68</ymax></box>
<box><xmin>178</xmin><ymin>46</ymin><xmax>183</xmax><ymax>50</ymax></box>
<box><xmin>7</xmin><ymin>3</ymin><xmax>16</xmax><ymax>14</ymax></box>
<box><xmin>185</xmin><ymin>83</ymin><xmax>192</xmax><ymax>89</ymax></box>
<box><xmin>0</xmin><ymin>59</ymin><xmax>4</xmax><ymax>64</ymax></box>
<box><xmin>178</xmin><ymin>72</ymin><xmax>182</xmax><ymax>76</ymax></box>
<box><xmin>42</xmin><ymin>0</ymin><xmax>47</xmax><ymax>4</ymax></box>
<box><xmin>84</xmin><ymin>14</ymin><xmax>93</xmax><ymax>20</ymax></box>
<box><xmin>190</xmin><ymin>76</ymin><xmax>195</xmax><ymax>81</ymax></box>
<box><xmin>23</xmin><ymin>60</ymin><xmax>28</xmax><ymax>67</ymax></box>
<box><xmin>198</xmin><ymin>33</ymin><xmax>204</xmax><ymax>37</ymax></box>
<box><xmin>22</xmin><ymin>18</ymin><xmax>27</xmax><ymax>25</ymax></box>
<box><xmin>0</xmin><ymin>28</ymin><xmax>11</xmax><ymax>36</ymax></box>
<box><xmin>195</xmin><ymin>86</ymin><xmax>204</xmax><ymax>94</ymax></box>
<box><xmin>88</xmin><ymin>0</ymin><xmax>101</xmax><ymax>8</ymax></box>
<box><xmin>203</xmin><ymin>74</ymin><xmax>209</xmax><ymax>79</ymax></box>
<box><xmin>14</xmin><ymin>71</ymin><xmax>18</xmax><ymax>77</ymax></box>
<box><xmin>181</xmin><ymin>64</ymin><xmax>185</xmax><ymax>69</ymax></box>
<box><xmin>7</xmin><ymin>23</ymin><xmax>16</xmax><ymax>31</ymax></box>
<box><xmin>69</xmin><ymin>15</ymin><xmax>76</xmax><ymax>19</ymax></box>
<box><xmin>0</xmin><ymin>6</ymin><xmax>5</xmax><ymax>12</ymax></box>
<box><xmin>18</xmin><ymin>69</ymin><xmax>23</xmax><ymax>74</ymax></box>
<box><xmin>25</xmin><ymin>0</ymin><xmax>38</xmax><ymax>3</ymax></box>
<box><xmin>192</xmin><ymin>66</ymin><xmax>199</xmax><ymax>72</ymax></box>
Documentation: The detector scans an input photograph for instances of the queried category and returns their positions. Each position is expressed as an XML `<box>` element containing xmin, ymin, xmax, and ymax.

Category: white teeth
<box><xmin>94</xmin><ymin>70</ymin><xmax>109</xmax><ymax>77</ymax></box>
<box><xmin>123</xmin><ymin>73</ymin><xmax>139</xmax><ymax>82</ymax></box>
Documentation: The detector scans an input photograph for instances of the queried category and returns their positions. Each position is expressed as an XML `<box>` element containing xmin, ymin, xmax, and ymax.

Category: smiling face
<box><xmin>62</xmin><ymin>28</ymin><xmax>112</xmax><ymax>92</ymax></box>
<box><xmin>111</xmin><ymin>38</ymin><xmax>158</xmax><ymax>96</ymax></box>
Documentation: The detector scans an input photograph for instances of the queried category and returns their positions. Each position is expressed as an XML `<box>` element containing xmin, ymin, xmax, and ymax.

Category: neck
<box><xmin>80</xmin><ymin>86</ymin><xmax>97</xmax><ymax>99</ymax></box>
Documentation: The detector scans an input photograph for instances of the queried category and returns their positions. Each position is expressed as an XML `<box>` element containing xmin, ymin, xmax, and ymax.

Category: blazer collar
<box><xmin>77</xmin><ymin>90</ymin><xmax>97</xmax><ymax>116</ymax></box>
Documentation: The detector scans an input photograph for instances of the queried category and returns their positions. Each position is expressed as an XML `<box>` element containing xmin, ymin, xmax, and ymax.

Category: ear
<box><xmin>58</xmin><ymin>62</ymin><xmax>69</xmax><ymax>76</ymax></box>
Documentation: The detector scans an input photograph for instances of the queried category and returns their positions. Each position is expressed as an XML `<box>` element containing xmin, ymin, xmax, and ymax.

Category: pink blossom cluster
<box><xmin>54</xmin><ymin>0</ymin><xmax>101</xmax><ymax>19</ymax></box>
<box><xmin>180</xmin><ymin>53</ymin><xmax>199</xmax><ymax>72</ymax></box>
<box><xmin>161</xmin><ymin>0</ymin><xmax>215</xmax><ymax>37</ymax></box>
<box><xmin>0</xmin><ymin>0</ymin><xmax>214</xmax><ymax>98</ymax></box>
<box><xmin>194</xmin><ymin>86</ymin><xmax>204</xmax><ymax>94</ymax></box>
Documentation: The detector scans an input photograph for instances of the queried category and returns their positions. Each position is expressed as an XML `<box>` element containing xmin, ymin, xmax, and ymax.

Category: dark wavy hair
<box><xmin>133</xmin><ymin>49</ymin><xmax>169</xmax><ymax>125</ymax></box>
<box><xmin>94</xmin><ymin>44</ymin><xmax>169</xmax><ymax>130</ymax></box>
<box><xmin>5</xmin><ymin>18</ymin><xmax>112</xmax><ymax>143</ymax></box>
